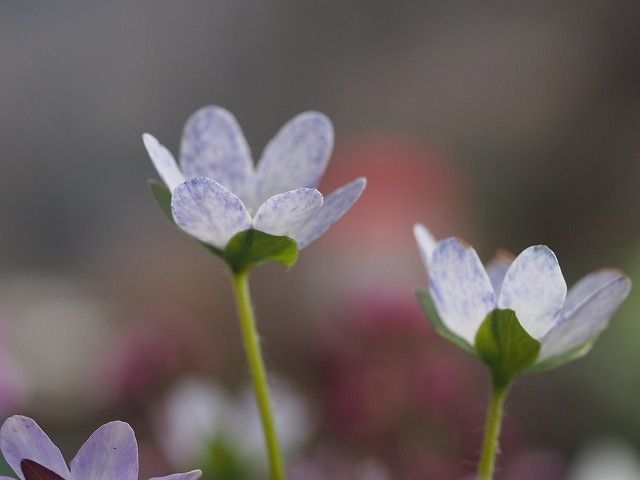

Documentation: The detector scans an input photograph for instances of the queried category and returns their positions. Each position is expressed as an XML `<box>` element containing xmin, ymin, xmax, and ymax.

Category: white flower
<box><xmin>414</xmin><ymin>224</ymin><xmax>631</xmax><ymax>365</ymax></box>
<box><xmin>568</xmin><ymin>439</ymin><xmax>640</xmax><ymax>480</ymax></box>
<box><xmin>143</xmin><ymin>106</ymin><xmax>366</xmax><ymax>250</ymax></box>
<box><xmin>158</xmin><ymin>377</ymin><xmax>313</xmax><ymax>469</ymax></box>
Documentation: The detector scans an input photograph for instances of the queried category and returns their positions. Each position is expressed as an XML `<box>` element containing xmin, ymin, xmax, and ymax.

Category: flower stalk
<box><xmin>477</xmin><ymin>381</ymin><xmax>509</xmax><ymax>480</ymax></box>
<box><xmin>231</xmin><ymin>269</ymin><xmax>285</xmax><ymax>480</ymax></box>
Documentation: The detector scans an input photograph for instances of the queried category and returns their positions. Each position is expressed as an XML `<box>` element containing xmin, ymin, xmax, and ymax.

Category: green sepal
<box><xmin>223</xmin><ymin>229</ymin><xmax>298</xmax><ymax>273</ymax></box>
<box><xmin>201</xmin><ymin>438</ymin><xmax>251</xmax><ymax>480</ymax></box>
<box><xmin>475</xmin><ymin>308</ymin><xmax>541</xmax><ymax>388</ymax></box>
<box><xmin>149</xmin><ymin>180</ymin><xmax>175</xmax><ymax>224</ymax></box>
<box><xmin>415</xmin><ymin>288</ymin><xmax>474</xmax><ymax>353</ymax></box>
<box><xmin>529</xmin><ymin>339</ymin><xmax>594</xmax><ymax>372</ymax></box>
<box><xmin>148</xmin><ymin>180</ymin><xmax>298</xmax><ymax>272</ymax></box>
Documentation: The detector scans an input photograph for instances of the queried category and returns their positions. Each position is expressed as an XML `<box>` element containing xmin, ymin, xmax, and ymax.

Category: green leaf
<box><xmin>201</xmin><ymin>438</ymin><xmax>251</xmax><ymax>480</ymax></box>
<box><xmin>415</xmin><ymin>288</ymin><xmax>474</xmax><ymax>353</ymax></box>
<box><xmin>148</xmin><ymin>180</ymin><xmax>174</xmax><ymax>224</ymax></box>
<box><xmin>529</xmin><ymin>339</ymin><xmax>594</xmax><ymax>372</ymax></box>
<box><xmin>223</xmin><ymin>229</ymin><xmax>298</xmax><ymax>273</ymax></box>
<box><xmin>475</xmin><ymin>308</ymin><xmax>541</xmax><ymax>388</ymax></box>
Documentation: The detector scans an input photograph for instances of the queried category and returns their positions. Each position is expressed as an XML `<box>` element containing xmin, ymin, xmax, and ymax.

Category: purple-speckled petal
<box><xmin>148</xmin><ymin>471</ymin><xmax>202</xmax><ymax>480</ymax></box>
<box><xmin>485</xmin><ymin>251</ymin><xmax>514</xmax><ymax>296</ymax></box>
<box><xmin>171</xmin><ymin>177</ymin><xmax>252</xmax><ymax>249</ymax></box>
<box><xmin>498</xmin><ymin>245</ymin><xmax>567</xmax><ymax>339</ymax></box>
<box><xmin>179</xmin><ymin>106</ymin><xmax>253</xmax><ymax>200</ymax></box>
<box><xmin>0</xmin><ymin>416</ymin><xmax>70</xmax><ymax>480</ymax></box>
<box><xmin>539</xmin><ymin>271</ymin><xmax>630</xmax><ymax>360</ymax></box>
<box><xmin>413</xmin><ymin>223</ymin><xmax>437</xmax><ymax>270</ymax></box>
<box><xmin>69</xmin><ymin>422</ymin><xmax>138</xmax><ymax>480</ymax></box>
<box><xmin>255</xmin><ymin>112</ymin><xmax>333</xmax><ymax>206</ymax></box>
<box><xmin>142</xmin><ymin>134</ymin><xmax>185</xmax><ymax>192</ymax></box>
<box><xmin>253</xmin><ymin>188</ymin><xmax>323</xmax><ymax>238</ymax></box>
<box><xmin>0</xmin><ymin>476</ymin><xmax>16</xmax><ymax>480</ymax></box>
<box><xmin>428</xmin><ymin>238</ymin><xmax>496</xmax><ymax>344</ymax></box>
<box><xmin>291</xmin><ymin>177</ymin><xmax>366</xmax><ymax>250</ymax></box>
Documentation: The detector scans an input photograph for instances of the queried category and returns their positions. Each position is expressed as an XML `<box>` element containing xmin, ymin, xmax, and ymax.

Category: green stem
<box><xmin>231</xmin><ymin>270</ymin><xmax>286</xmax><ymax>480</ymax></box>
<box><xmin>477</xmin><ymin>382</ymin><xmax>509</xmax><ymax>480</ymax></box>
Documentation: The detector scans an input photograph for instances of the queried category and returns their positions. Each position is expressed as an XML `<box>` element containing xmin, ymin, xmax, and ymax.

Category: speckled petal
<box><xmin>171</xmin><ymin>177</ymin><xmax>252</xmax><ymax>249</ymax></box>
<box><xmin>428</xmin><ymin>238</ymin><xmax>496</xmax><ymax>344</ymax></box>
<box><xmin>70</xmin><ymin>422</ymin><xmax>138</xmax><ymax>480</ymax></box>
<box><xmin>253</xmin><ymin>189</ymin><xmax>324</xmax><ymax>237</ymax></box>
<box><xmin>291</xmin><ymin>177</ymin><xmax>366</xmax><ymax>250</ymax></box>
<box><xmin>148</xmin><ymin>471</ymin><xmax>202</xmax><ymax>480</ymax></box>
<box><xmin>413</xmin><ymin>223</ymin><xmax>437</xmax><ymax>270</ymax></box>
<box><xmin>498</xmin><ymin>245</ymin><xmax>567</xmax><ymax>339</ymax></box>
<box><xmin>539</xmin><ymin>271</ymin><xmax>630</xmax><ymax>360</ymax></box>
<box><xmin>142</xmin><ymin>134</ymin><xmax>185</xmax><ymax>192</ymax></box>
<box><xmin>0</xmin><ymin>416</ymin><xmax>70</xmax><ymax>480</ymax></box>
<box><xmin>179</xmin><ymin>106</ymin><xmax>253</xmax><ymax>199</ymax></box>
<box><xmin>71</xmin><ymin>421</ymin><xmax>138</xmax><ymax>480</ymax></box>
<box><xmin>485</xmin><ymin>250</ymin><xmax>514</xmax><ymax>296</ymax></box>
<box><xmin>255</xmin><ymin>112</ymin><xmax>333</xmax><ymax>205</ymax></box>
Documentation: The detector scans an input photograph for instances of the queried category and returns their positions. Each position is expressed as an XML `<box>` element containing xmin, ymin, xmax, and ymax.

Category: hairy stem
<box><xmin>231</xmin><ymin>270</ymin><xmax>285</xmax><ymax>480</ymax></box>
<box><xmin>477</xmin><ymin>383</ymin><xmax>509</xmax><ymax>480</ymax></box>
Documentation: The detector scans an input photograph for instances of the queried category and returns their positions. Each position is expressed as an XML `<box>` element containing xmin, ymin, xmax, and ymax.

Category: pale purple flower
<box><xmin>0</xmin><ymin>415</ymin><xmax>200</xmax><ymax>480</ymax></box>
<box><xmin>143</xmin><ymin>106</ymin><xmax>366</xmax><ymax>250</ymax></box>
<box><xmin>414</xmin><ymin>224</ymin><xmax>631</xmax><ymax>366</ymax></box>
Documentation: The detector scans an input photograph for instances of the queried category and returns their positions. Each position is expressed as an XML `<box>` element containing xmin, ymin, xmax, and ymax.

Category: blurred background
<box><xmin>1</xmin><ymin>1</ymin><xmax>640</xmax><ymax>479</ymax></box>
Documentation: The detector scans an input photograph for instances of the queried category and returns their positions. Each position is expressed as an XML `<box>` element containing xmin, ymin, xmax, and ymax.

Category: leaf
<box><xmin>149</xmin><ymin>180</ymin><xmax>175</xmax><ymax>224</ymax></box>
<box><xmin>529</xmin><ymin>339</ymin><xmax>594</xmax><ymax>372</ymax></box>
<box><xmin>475</xmin><ymin>308</ymin><xmax>541</xmax><ymax>388</ymax></box>
<box><xmin>415</xmin><ymin>288</ymin><xmax>474</xmax><ymax>353</ymax></box>
<box><xmin>21</xmin><ymin>460</ymin><xmax>65</xmax><ymax>480</ymax></box>
<box><xmin>201</xmin><ymin>438</ymin><xmax>251</xmax><ymax>480</ymax></box>
<box><xmin>223</xmin><ymin>229</ymin><xmax>298</xmax><ymax>273</ymax></box>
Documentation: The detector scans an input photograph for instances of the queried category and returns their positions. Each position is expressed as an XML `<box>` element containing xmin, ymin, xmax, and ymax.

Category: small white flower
<box><xmin>568</xmin><ymin>439</ymin><xmax>640</xmax><ymax>480</ymax></box>
<box><xmin>414</xmin><ymin>224</ymin><xmax>631</xmax><ymax>365</ymax></box>
<box><xmin>158</xmin><ymin>377</ymin><xmax>313</xmax><ymax>469</ymax></box>
<box><xmin>143</xmin><ymin>106</ymin><xmax>366</xmax><ymax>250</ymax></box>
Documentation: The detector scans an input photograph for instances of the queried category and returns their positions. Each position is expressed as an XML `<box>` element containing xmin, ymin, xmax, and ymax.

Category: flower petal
<box><xmin>428</xmin><ymin>238</ymin><xmax>496</xmax><ymax>345</ymax></box>
<box><xmin>142</xmin><ymin>134</ymin><xmax>185</xmax><ymax>192</ymax></box>
<box><xmin>539</xmin><ymin>271</ymin><xmax>631</xmax><ymax>360</ymax></box>
<box><xmin>179</xmin><ymin>106</ymin><xmax>253</xmax><ymax>199</ymax></box>
<box><xmin>253</xmin><ymin>189</ymin><xmax>323</xmax><ymax>238</ymax></box>
<box><xmin>255</xmin><ymin>112</ymin><xmax>333</xmax><ymax>205</ymax></box>
<box><xmin>485</xmin><ymin>250</ymin><xmax>514</xmax><ymax>296</ymax></box>
<box><xmin>158</xmin><ymin>378</ymin><xmax>232</xmax><ymax>467</ymax></box>
<box><xmin>69</xmin><ymin>422</ymin><xmax>138</xmax><ymax>480</ymax></box>
<box><xmin>413</xmin><ymin>223</ymin><xmax>437</xmax><ymax>270</ymax></box>
<box><xmin>562</xmin><ymin>269</ymin><xmax>624</xmax><ymax>315</ymax></box>
<box><xmin>0</xmin><ymin>416</ymin><xmax>70</xmax><ymax>480</ymax></box>
<box><xmin>171</xmin><ymin>177</ymin><xmax>252</xmax><ymax>249</ymax></box>
<box><xmin>291</xmin><ymin>177</ymin><xmax>366</xmax><ymax>250</ymax></box>
<box><xmin>148</xmin><ymin>471</ymin><xmax>202</xmax><ymax>480</ymax></box>
<box><xmin>21</xmin><ymin>460</ymin><xmax>65</xmax><ymax>480</ymax></box>
<box><xmin>497</xmin><ymin>245</ymin><xmax>567</xmax><ymax>339</ymax></box>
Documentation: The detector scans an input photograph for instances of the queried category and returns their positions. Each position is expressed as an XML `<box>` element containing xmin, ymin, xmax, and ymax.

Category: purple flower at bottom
<box><xmin>0</xmin><ymin>416</ymin><xmax>201</xmax><ymax>480</ymax></box>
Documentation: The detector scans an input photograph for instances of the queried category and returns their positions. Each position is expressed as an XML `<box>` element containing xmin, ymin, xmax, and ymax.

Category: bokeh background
<box><xmin>1</xmin><ymin>2</ymin><xmax>640</xmax><ymax>479</ymax></box>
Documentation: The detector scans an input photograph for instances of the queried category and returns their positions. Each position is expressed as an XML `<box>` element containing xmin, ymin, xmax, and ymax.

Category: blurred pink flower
<box><xmin>317</xmin><ymin>135</ymin><xmax>470</xmax><ymax>252</ymax></box>
<box><xmin>98</xmin><ymin>313</ymin><xmax>215</xmax><ymax>407</ymax></box>
<box><xmin>313</xmin><ymin>289</ymin><xmax>487</xmax><ymax>478</ymax></box>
